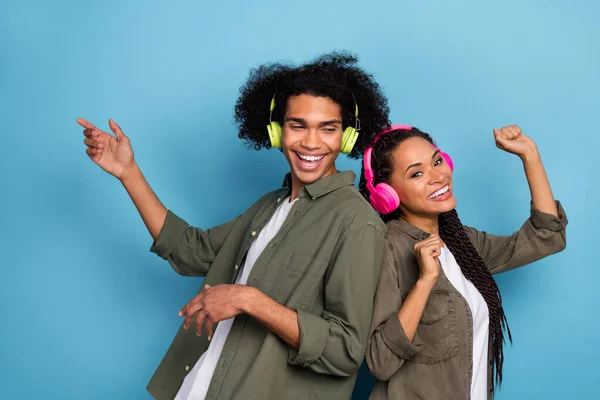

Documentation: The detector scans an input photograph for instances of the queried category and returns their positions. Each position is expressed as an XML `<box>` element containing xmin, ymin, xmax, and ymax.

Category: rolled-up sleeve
<box><xmin>287</xmin><ymin>222</ymin><xmax>385</xmax><ymax>377</ymax></box>
<box><xmin>150</xmin><ymin>210</ymin><xmax>240</xmax><ymax>277</ymax></box>
<box><xmin>288</xmin><ymin>310</ymin><xmax>329</xmax><ymax>366</ymax></box>
<box><xmin>365</xmin><ymin>240</ymin><xmax>422</xmax><ymax>381</ymax></box>
<box><xmin>464</xmin><ymin>200</ymin><xmax>568</xmax><ymax>275</ymax></box>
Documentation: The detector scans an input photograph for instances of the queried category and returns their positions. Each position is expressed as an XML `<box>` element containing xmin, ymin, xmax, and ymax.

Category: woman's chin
<box><xmin>429</xmin><ymin>195</ymin><xmax>457</xmax><ymax>214</ymax></box>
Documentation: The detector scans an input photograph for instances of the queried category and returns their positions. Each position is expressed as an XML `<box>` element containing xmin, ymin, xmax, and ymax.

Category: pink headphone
<box><xmin>363</xmin><ymin>124</ymin><xmax>454</xmax><ymax>214</ymax></box>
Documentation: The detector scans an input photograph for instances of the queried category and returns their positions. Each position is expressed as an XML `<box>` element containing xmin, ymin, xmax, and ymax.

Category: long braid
<box><xmin>359</xmin><ymin>127</ymin><xmax>511</xmax><ymax>392</ymax></box>
<box><xmin>439</xmin><ymin>209</ymin><xmax>512</xmax><ymax>390</ymax></box>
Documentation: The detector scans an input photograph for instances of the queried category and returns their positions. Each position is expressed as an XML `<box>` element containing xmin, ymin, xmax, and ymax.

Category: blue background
<box><xmin>1</xmin><ymin>0</ymin><xmax>597</xmax><ymax>399</ymax></box>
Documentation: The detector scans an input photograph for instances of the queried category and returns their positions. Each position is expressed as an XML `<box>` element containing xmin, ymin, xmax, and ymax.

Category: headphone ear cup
<box><xmin>267</xmin><ymin>122</ymin><xmax>282</xmax><ymax>149</ymax></box>
<box><xmin>371</xmin><ymin>182</ymin><xmax>400</xmax><ymax>214</ymax></box>
<box><xmin>440</xmin><ymin>151</ymin><xmax>454</xmax><ymax>171</ymax></box>
<box><xmin>341</xmin><ymin>127</ymin><xmax>358</xmax><ymax>154</ymax></box>
<box><xmin>340</xmin><ymin>127</ymin><xmax>351</xmax><ymax>153</ymax></box>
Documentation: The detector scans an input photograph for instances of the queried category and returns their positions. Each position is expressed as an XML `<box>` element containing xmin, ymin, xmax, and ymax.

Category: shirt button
<box><xmin>234</xmin><ymin>264</ymin><xmax>239</xmax><ymax>271</ymax></box>
<box><xmin>277</xmin><ymin>198</ymin><xmax>281</xmax><ymax>203</ymax></box>
<box><xmin>251</xmin><ymin>231</ymin><xmax>257</xmax><ymax>237</ymax></box>
<box><xmin>185</xmin><ymin>365</ymin><xmax>190</xmax><ymax>371</ymax></box>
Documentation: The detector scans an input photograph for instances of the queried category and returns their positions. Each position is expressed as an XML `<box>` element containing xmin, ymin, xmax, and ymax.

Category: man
<box><xmin>79</xmin><ymin>51</ymin><xmax>390</xmax><ymax>400</ymax></box>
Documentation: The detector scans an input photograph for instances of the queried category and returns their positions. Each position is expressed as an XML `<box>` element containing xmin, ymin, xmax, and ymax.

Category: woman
<box><xmin>360</xmin><ymin>124</ymin><xmax>567</xmax><ymax>400</ymax></box>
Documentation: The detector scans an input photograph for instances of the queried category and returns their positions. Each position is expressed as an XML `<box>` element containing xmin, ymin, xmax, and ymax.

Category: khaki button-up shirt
<box><xmin>366</xmin><ymin>201</ymin><xmax>568</xmax><ymax>400</ymax></box>
<box><xmin>147</xmin><ymin>171</ymin><xmax>386</xmax><ymax>400</ymax></box>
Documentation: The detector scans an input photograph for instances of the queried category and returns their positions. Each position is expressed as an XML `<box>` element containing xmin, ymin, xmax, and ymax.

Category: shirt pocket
<box><xmin>271</xmin><ymin>252</ymin><xmax>328</xmax><ymax>309</ymax></box>
<box><xmin>409</xmin><ymin>290</ymin><xmax>459</xmax><ymax>365</ymax></box>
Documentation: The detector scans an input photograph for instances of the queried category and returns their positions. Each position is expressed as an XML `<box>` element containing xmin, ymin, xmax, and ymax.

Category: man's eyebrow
<box><xmin>285</xmin><ymin>117</ymin><xmax>307</xmax><ymax>124</ymax></box>
<box><xmin>284</xmin><ymin>117</ymin><xmax>342</xmax><ymax>126</ymax></box>
<box><xmin>319</xmin><ymin>119</ymin><xmax>342</xmax><ymax>127</ymax></box>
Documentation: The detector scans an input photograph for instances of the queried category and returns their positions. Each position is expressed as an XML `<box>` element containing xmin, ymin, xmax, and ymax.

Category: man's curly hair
<box><xmin>234</xmin><ymin>51</ymin><xmax>390</xmax><ymax>159</ymax></box>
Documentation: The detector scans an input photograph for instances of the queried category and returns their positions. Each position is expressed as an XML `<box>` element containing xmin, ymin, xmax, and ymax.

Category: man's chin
<box><xmin>286</xmin><ymin>157</ymin><xmax>337</xmax><ymax>188</ymax></box>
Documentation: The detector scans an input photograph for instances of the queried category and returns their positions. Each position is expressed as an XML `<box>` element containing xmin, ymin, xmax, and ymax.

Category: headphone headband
<box><xmin>363</xmin><ymin>124</ymin><xmax>413</xmax><ymax>188</ymax></box>
<box><xmin>373</xmin><ymin>124</ymin><xmax>413</xmax><ymax>143</ymax></box>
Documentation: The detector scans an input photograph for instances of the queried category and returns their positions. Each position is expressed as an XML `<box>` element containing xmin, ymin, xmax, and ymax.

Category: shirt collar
<box><xmin>282</xmin><ymin>171</ymin><xmax>356</xmax><ymax>199</ymax></box>
<box><xmin>386</xmin><ymin>218</ymin><xmax>431</xmax><ymax>240</ymax></box>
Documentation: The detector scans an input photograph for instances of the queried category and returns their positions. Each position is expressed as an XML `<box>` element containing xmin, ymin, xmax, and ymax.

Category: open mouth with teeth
<box><xmin>428</xmin><ymin>184</ymin><xmax>452</xmax><ymax>201</ymax></box>
<box><xmin>294</xmin><ymin>151</ymin><xmax>326</xmax><ymax>171</ymax></box>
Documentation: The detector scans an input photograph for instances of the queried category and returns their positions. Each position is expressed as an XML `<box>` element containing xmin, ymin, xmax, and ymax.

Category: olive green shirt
<box><xmin>366</xmin><ymin>201</ymin><xmax>567</xmax><ymax>400</ymax></box>
<box><xmin>147</xmin><ymin>171</ymin><xmax>386</xmax><ymax>400</ymax></box>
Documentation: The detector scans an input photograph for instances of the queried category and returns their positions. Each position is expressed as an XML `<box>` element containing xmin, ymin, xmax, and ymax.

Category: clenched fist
<box><xmin>493</xmin><ymin>125</ymin><xmax>538</xmax><ymax>160</ymax></box>
<box><xmin>414</xmin><ymin>234</ymin><xmax>442</xmax><ymax>283</ymax></box>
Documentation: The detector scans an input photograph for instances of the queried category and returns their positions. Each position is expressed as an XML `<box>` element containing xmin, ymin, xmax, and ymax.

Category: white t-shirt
<box><xmin>438</xmin><ymin>246</ymin><xmax>490</xmax><ymax>400</ymax></box>
<box><xmin>175</xmin><ymin>196</ymin><xmax>297</xmax><ymax>400</ymax></box>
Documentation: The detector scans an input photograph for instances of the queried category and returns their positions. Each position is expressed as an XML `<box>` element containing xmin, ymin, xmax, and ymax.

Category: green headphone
<box><xmin>266</xmin><ymin>94</ymin><xmax>361</xmax><ymax>154</ymax></box>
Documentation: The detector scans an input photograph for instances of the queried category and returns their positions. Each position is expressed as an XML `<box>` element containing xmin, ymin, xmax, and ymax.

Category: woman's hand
<box><xmin>493</xmin><ymin>125</ymin><xmax>538</xmax><ymax>161</ymax></box>
<box><xmin>414</xmin><ymin>234</ymin><xmax>442</xmax><ymax>284</ymax></box>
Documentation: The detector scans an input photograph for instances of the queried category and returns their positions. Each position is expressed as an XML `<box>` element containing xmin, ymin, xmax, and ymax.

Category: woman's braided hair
<box><xmin>358</xmin><ymin>127</ymin><xmax>511</xmax><ymax>391</ymax></box>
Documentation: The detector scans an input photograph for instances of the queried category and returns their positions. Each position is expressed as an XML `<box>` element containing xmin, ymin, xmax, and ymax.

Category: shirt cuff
<box><xmin>530</xmin><ymin>200</ymin><xmax>568</xmax><ymax>231</ymax></box>
<box><xmin>288</xmin><ymin>309</ymin><xmax>329</xmax><ymax>367</ymax></box>
<box><xmin>149</xmin><ymin>210</ymin><xmax>189</xmax><ymax>259</ymax></box>
<box><xmin>380</xmin><ymin>312</ymin><xmax>422</xmax><ymax>359</ymax></box>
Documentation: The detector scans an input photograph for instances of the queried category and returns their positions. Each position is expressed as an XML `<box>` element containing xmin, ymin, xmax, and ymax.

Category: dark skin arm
<box><xmin>180</xmin><ymin>284</ymin><xmax>300</xmax><ymax>348</ymax></box>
